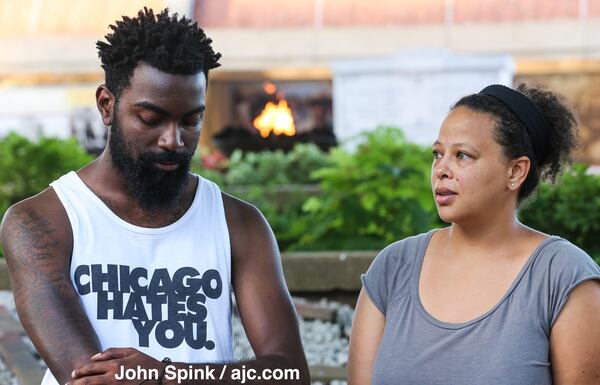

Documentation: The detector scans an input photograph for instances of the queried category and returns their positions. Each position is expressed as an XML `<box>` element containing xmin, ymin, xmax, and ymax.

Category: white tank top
<box><xmin>41</xmin><ymin>171</ymin><xmax>233</xmax><ymax>385</ymax></box>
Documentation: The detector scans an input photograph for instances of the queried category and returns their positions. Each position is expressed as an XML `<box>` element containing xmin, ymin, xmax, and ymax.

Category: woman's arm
<box><xmin>550</xmin><ymin>279</ymin><xmax>600</xmax><ymax>385</ymax></box>
<box><xmin>347</xmin><ymin>288</ymin><xmax>386</xmax><ymax>385</ymax></box>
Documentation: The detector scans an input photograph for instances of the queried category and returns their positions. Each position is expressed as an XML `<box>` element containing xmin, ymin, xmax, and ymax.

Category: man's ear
<box><xmin>507</xmin><ymin>156</ymin><xmax>531</xmax><ymax>191</ymax></box>
<box><xmin>96</xmin><ymin>85</ymin><xmax>115</xmax><ymax>126</ymax></box>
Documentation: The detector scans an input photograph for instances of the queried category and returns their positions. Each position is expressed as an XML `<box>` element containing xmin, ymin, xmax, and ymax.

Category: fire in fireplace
<box><xmin>254</xmin><ymin>99</ymin><xmax>296</xmax><ymax>138</ymax></box>
<box><xmin>211</xmin><ymin>78</ymin><xmax>336</xmax><ymax>156</ymax></box>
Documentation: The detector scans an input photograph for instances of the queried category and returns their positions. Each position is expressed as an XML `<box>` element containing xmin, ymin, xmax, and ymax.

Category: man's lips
<box><xmin>435</xmin><ymin>187</ymin><xmax>457</xmax><ymax>205</ymax></box>
<box><xmin>153</xmin><ymin>161</ymin><xmax>180</xmax><ymax>171</ymax></box>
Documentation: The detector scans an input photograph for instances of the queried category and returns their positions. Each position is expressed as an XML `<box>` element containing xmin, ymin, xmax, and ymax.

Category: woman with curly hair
<box><xmin>348</xmin><ymin>84</ymin><xmax>600</xmax><ymax>385</ymax></box>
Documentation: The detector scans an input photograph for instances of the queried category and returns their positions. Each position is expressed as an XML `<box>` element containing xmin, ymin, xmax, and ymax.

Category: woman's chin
<box><xmin>436</xmin><ymin>207</ymin><xmax>456</xmax><ymax>223</ymax></box>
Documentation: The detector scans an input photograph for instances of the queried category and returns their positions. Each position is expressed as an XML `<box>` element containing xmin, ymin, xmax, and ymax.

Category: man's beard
<box><xmin>109</xmin><ymin>115</ymin><xmax>193</xmax><ymax>212</ymax></box>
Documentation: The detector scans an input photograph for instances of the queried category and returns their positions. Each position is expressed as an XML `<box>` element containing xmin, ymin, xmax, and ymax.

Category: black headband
<box><xmin>478</xmin><ymin>84</ymin><xmax>548</xmax><ymax>164</ymax></box>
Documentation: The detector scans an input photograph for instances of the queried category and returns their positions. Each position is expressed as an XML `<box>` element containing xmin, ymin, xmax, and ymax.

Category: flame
<box><xmin>263</xmin><ymin>81</ymin><xmax>277</xmax><ymax>95</ymax></box>
<box><xmin>253</xmin><ymin>99</ymin><xmax>296</xmax><ymax>138</ymax></box>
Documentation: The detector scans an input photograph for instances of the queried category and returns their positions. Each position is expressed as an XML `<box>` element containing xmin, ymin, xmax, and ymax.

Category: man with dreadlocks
<box><xmin>0</xmin><ymin>8</ymin><xmax>309</xmax><ymax>385</ymax></box>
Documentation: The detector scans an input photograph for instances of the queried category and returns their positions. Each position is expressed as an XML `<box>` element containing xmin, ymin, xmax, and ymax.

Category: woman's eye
<box><xmin>457</xmin><ymin>151</ymin><xmax>470</xmax><ymax>160</ymax></box>
<box><xmin>432</xmin><ymin>150</ymin><xmax>442</xmax><ymax>160</ymax></box>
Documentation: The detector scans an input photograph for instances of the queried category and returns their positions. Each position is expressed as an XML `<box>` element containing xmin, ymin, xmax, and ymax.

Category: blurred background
<box><xmin>1</xmin><ymin>0</ymin><xmax>600</xmax><ymax>162</ymax></box>
<box><xmin>0</xmin><ymin>1</ymin><xmax>599</xmax><ymax>384</ymax></box>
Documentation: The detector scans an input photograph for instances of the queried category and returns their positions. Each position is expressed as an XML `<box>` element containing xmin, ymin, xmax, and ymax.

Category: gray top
<box><xmin>362</xmin><ymin>230</ymin><xmax>600</xmax><ymax>385</ymax></box>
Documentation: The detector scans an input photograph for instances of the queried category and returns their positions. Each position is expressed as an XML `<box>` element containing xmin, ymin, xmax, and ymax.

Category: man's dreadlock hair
<box><xmin>97</xmin><ymin>7</ymin><xmax>221</xmax><ymax>99</ymax></box>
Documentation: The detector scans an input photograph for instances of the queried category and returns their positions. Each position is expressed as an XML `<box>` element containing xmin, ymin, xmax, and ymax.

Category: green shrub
<box><xmin>0</xmin><ymin>133</ymin><xmax>93</xmax><ymax>256</ymax></box>
<box><xmin>228</xmin><ymin>184</ymin><xmax>317</xmax><ymax>251</ymax></box>
<box><xmin>190</xmin><ymin>153</ymin><xmax>227</xmax><ymax>186</ymax></box>
<box><xmin>0</xmin><ymin>133</ymin><xmax>93</xmax><ymax>212</ymax></box>
<box><xmin>520</xmin><ymin>164</ymin><xmax>600</xmax><ymax>258</ymax></box>
<box><xmin>191</xmin><ymin>143</ymin><xmax>330</xmax><ymax>250</ymax></box>
<box><xmin>196</xmin><ymin>133</ymin><xmax>438</xmax><ymax>251</ymax></box>
<box><xmin>2</xmin><ymin>130</ymin><xmax>598</xmax><ymax>261</ymax></box>
<box><xmin>291</xmin><ymin>127</ymin><xmax>441</xmax><ymax>250</ymax></box>
<box><xmin>192</xmin><ymin>143</ymin><xmax>330</xmax><ymax>187</ymax></box>
<box><xmin>225</xmin><ymin>143</ymin><xmax>330</xmax><ymax>186</ymax></box>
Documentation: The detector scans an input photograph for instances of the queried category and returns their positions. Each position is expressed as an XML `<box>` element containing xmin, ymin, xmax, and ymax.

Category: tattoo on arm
<box><xmin>2</xmin><ymin>205</ymin><xmax>100</xmax><ymax>383</ymax></box>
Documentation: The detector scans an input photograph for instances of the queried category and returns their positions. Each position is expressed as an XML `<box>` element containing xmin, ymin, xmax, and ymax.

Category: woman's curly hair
<box><xmin>453</xmin><ymin>83</ymin><xmax>579</xmax><ymax>204</ymax></box>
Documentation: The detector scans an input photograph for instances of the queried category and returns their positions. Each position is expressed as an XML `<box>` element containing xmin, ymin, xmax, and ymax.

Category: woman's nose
<box><xmin>434</xmin><ymin>157</ymin><xmax>452</xmax><ymax>179</ymax></box>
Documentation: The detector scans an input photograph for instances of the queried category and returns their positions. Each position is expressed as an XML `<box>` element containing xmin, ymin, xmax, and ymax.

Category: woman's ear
<box><xmin>96</xmin><ymin>85</ymin><xmax>115</xmax><ymax>127</ymax></box>
<box><xmin>507</xmin><ymin>156</ymin><xmax>531</xmax><ymax>191</ymax></box>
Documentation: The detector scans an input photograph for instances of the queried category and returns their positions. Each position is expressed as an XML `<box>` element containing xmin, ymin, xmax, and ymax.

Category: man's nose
<box><xmin>158</xmin><ymin>124</ymin><xmax>183</xmax><ymax>151</ymax></box>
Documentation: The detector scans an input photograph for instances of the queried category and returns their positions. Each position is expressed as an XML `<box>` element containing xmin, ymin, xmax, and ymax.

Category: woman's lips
<box><xmin>435</xmin><ymin>187</ymin><xmax>457</xmax><ymax>205</ymax></box>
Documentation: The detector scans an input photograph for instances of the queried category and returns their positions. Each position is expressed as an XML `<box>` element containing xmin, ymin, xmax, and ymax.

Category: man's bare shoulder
<box><xmin>0</xmin><ymin>187</ymin><xmax>73</xmax><ymax>279</ymax></box>
<box><xmin>220</xmin><ymin>192</ymin><xmax>278</xmax><ymax>261</ymax></box>
<box><xmin>221</xmin><ymin>192</ymin><xmax>265</xmax><ymax>229</ymax></box>
<box><xmin>1</xmin><ymin>186</ymin><xmax>70</xmax><ymax>238</ymax></box>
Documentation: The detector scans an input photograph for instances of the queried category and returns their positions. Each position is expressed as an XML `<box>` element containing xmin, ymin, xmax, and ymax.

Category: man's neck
<box><xmin>77</xmin><ymin>153</ymin><xmax>197</xmax><ymax>228</ymax></box>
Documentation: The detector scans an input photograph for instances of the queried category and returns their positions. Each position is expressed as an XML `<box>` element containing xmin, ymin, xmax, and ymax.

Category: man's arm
<box><xmin>223</xmin><ymin>193</ymin><xmax>309</xmax><ymax>383</ymax></box>
<box><xmin>0</xmin><ymin>188</ymin><xmax>102</xmax><ymax>384</ymax></box>
<box><xmin>70</xmin><ymin>193</ymin><xmax>310</xmax><ymax>385</ymax></box>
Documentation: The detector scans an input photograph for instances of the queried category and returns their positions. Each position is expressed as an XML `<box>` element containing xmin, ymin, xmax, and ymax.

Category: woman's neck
<box><xmin>445</xmin><ymin>208</ymin><xmax>527</xmax><ymax>253</ymax></box>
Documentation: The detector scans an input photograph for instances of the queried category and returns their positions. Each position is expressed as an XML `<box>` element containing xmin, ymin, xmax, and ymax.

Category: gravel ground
<box><xmin>0</xmin><ymin>291</ymin><xmax>19</xmax><ymax>385</ymax></box>
<box><xmin>0</xmin><ymin>291</ymin><xmax>351</xmax><ymax>385</ymax></box>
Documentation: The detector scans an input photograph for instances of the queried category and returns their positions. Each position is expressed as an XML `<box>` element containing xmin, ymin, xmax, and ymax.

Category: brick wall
<box><xmin>454</xmin><ymin>0</ymin><xmax>579</xmax><ymax>23</ymax></box>
<box><xmin>194</xmin><ymin>0</ymin><xmax>600</xmax><ymax>28</ymax></box>
<box><xmin>0</xmin><ymin>0</ymin><xmax>167</xmax><ymax>37</ymax></box>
